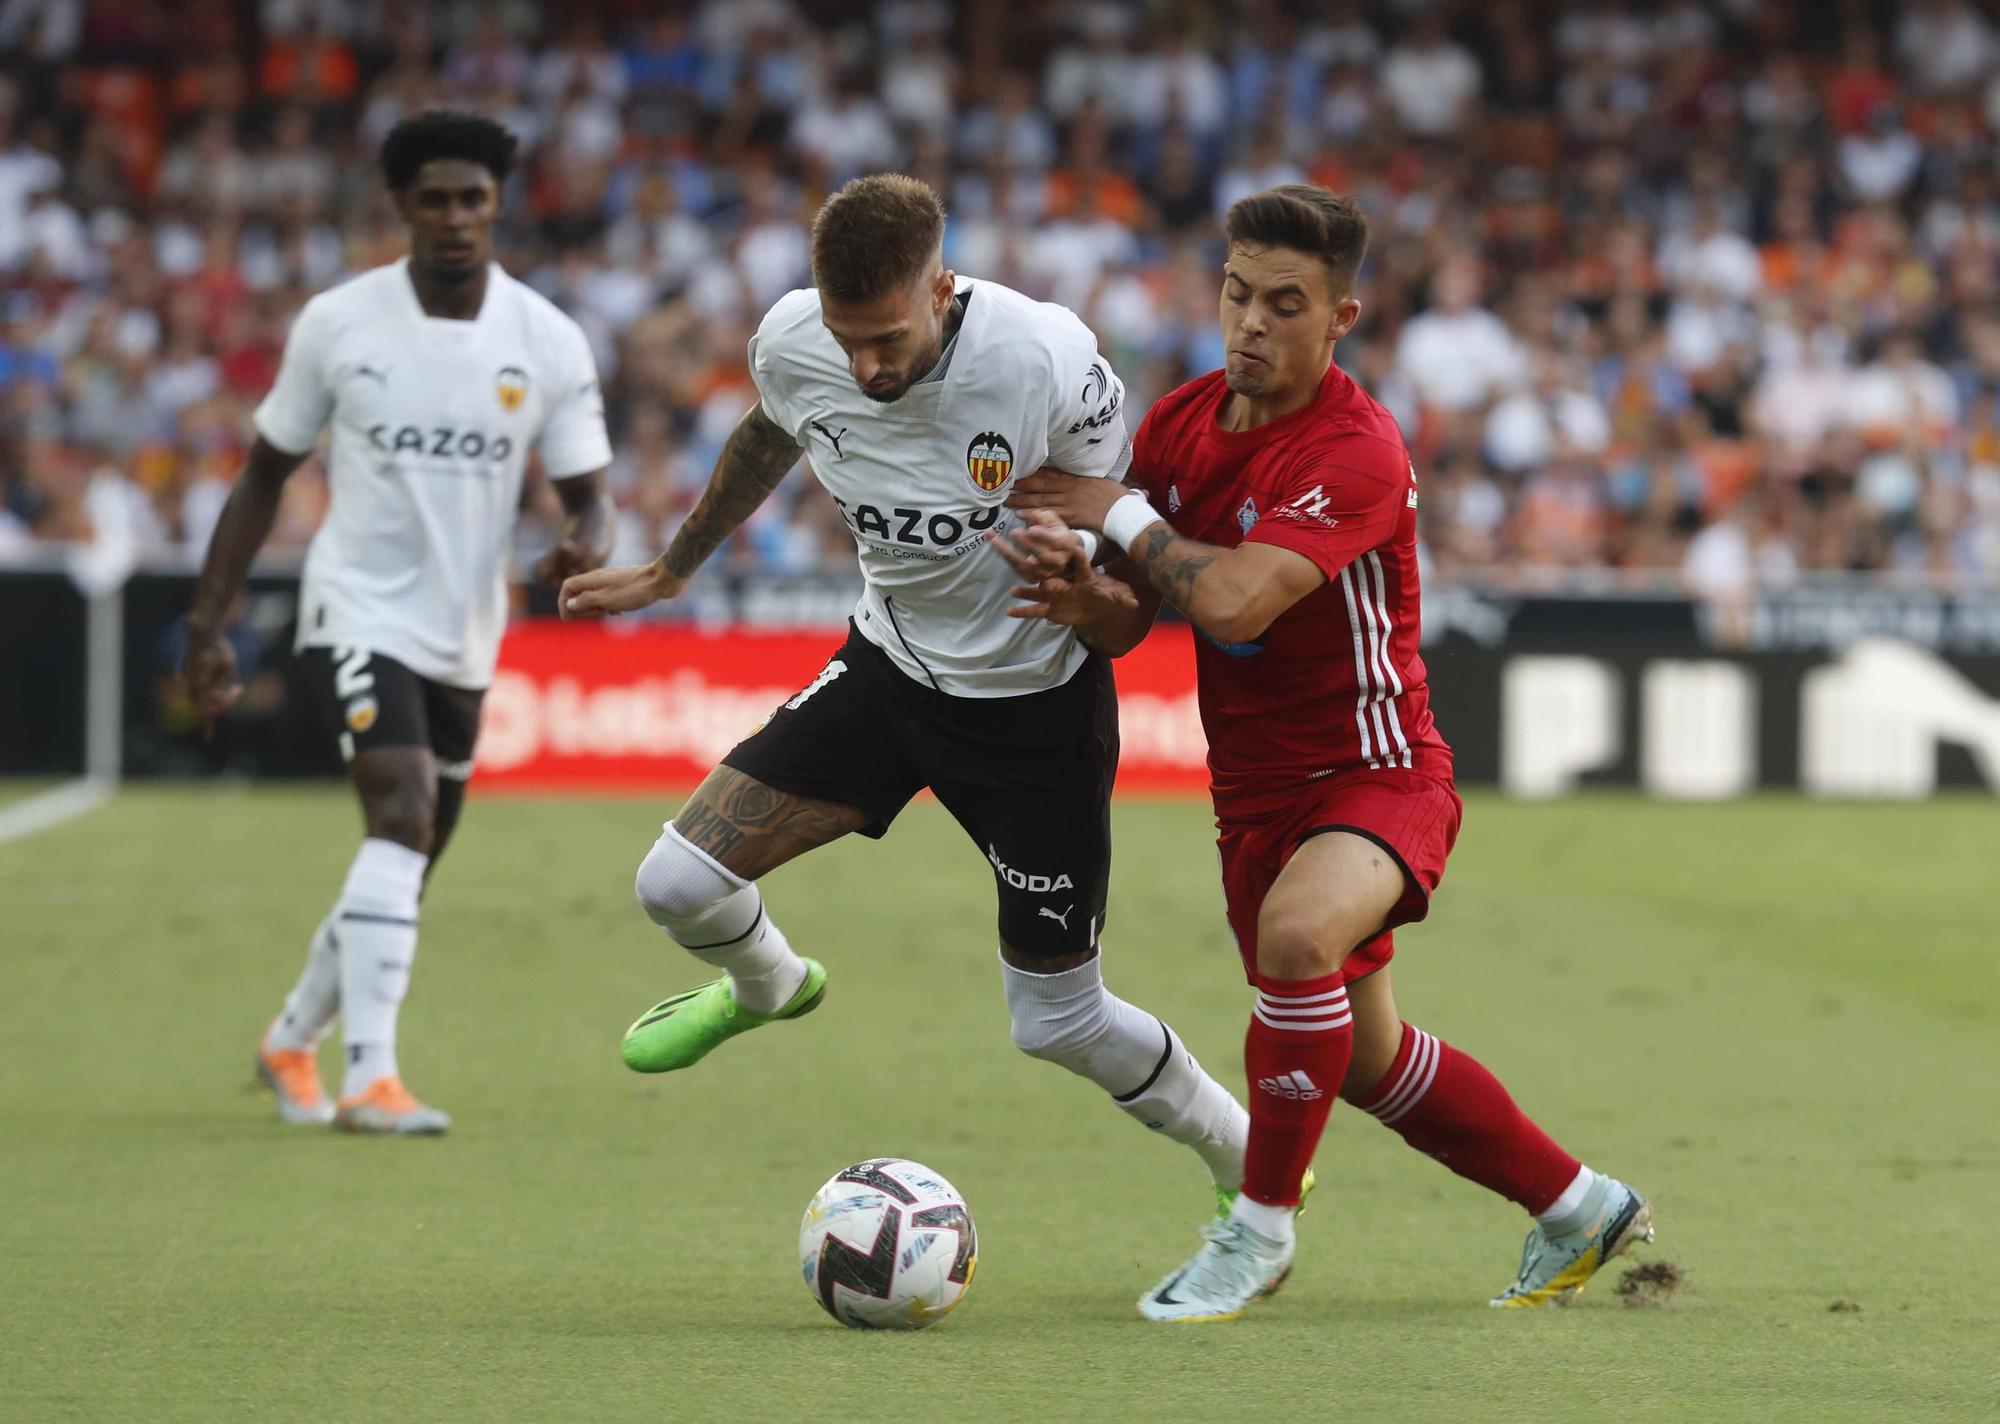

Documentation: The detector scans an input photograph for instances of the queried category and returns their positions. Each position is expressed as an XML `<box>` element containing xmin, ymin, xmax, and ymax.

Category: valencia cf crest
<box><xmin>966</xmin><ymin>431</ymin><xmax>1014</xmax><ymax>491</ymax></box>
<box><xmin>495</xmin><ymin>365</ymin><xmax>528</xmax><ymax>413</ymax></box>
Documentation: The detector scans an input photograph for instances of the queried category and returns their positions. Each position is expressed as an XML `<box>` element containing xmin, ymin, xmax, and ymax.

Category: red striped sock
<box><xmin>1240</xmin><ymin>972</ymin><xmax>1354</xmax><ymax>1208</ymax></box>
<box><xmin>1353</xmin><ymin>1022</ymin><xmax>1581</xmax><ymax>1215</ymax></box>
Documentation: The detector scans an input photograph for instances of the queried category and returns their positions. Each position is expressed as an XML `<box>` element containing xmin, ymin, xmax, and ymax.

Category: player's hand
<box><xmin>558</xmin><ymin>559</ymin><xmax>684</xmax><ymax>619</ymax></box>
<box><xmin>183</xmin><ymin>627</ymin><xmax>242</xmax><ymax>738</ymax></box>
<box><xmin>1006</xmin><ymin>470</ymin><xmax>1127</xmax><ymax>533</ymax></box>
<box><xmin>533</xmin><ymin>531</ymin><xmax>608</xmax><ymax>586</ymax></box>
<box><xmin>992</xmin><ymin>509</ymin><xmax>1089</xmax><ymax>583</ymax></box>
<box><xmin>1006</xmin><ymin>564</ymin><xmax>1141</xmax><ymax>627</ymax></box>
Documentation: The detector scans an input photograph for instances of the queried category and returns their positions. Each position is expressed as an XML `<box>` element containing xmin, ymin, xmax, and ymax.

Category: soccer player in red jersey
<box><xmin>1004</xmin><ymin>186</ymin><xmax>1653</xmax><ymax>1321</ymax></box>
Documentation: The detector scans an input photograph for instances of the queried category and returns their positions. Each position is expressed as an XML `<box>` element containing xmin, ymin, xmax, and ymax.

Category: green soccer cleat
<box><xmin>1490</xmin><ymin>1174</ymin><xmax>1654</xmax><ymax>1308</ymax></box>
<box><xmin>620</xmin><ymin>960</ymin><xmax>828</xmax><ymax>1073</ymax></box>
<box><xmin>1212</xmin><ymin>1166</ymin><xmax>1316</xmax><ymax>1223</ymax></box>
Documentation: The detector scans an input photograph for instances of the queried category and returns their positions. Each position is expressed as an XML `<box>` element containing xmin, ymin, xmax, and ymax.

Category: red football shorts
<box><xmin>1214</xmin><ymin>766</ymin><xmax>1463</xmax><ymax>984</ymax></box>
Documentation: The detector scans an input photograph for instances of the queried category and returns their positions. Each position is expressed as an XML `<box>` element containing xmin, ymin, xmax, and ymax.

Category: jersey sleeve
<box><xmin>746</xmin><ymin>299</ymin><xmax>807</xmax><ymax>440</ymax></box>
<box><xmin>252</xmin><ymin>296</ymin><xmax>334</xmax><ymax>455</ymax></box>
<box><xmin>1044</xmin><ymin>344</ymin><xmax>1133</xmax><ymax>483</ymax></box>
<box><xmin>537</xmin><ymin>321</ymin><xmax>613</xmax><ymax>478</ymax></box>
<box><xmin>1245</xmin><ymin>437</ymin><xmax>1411</xmax><ymax>580</ymax></box>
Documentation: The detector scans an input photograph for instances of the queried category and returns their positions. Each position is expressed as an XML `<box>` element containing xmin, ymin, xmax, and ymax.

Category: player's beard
<box><xmin>860</xmin><ymin>331</ymin><xmax>946</xmax><ymax>404</ymax></box>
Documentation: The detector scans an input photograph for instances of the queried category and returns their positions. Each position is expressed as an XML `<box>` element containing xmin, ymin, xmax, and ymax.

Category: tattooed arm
<box><xmin>1115</xmin><ymin>525</ymin><xmax>1323</xmax><ymax>645</ymax></box>
<box><xmin>1007</xmin><ymin>472</ymin><xmax>1325</xmax><ymax>646</ymax></box>
<box><xmin>559</xmin><ymin>402</ymin><xmax>801</xmax><ymax>618</ymax></box>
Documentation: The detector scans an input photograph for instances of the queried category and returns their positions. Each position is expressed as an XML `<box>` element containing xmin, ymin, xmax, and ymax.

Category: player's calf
<box><xmin>1000</xmin><ymin>949</ymin><xmax>1248</xmax><ymax>1190</ymax></box>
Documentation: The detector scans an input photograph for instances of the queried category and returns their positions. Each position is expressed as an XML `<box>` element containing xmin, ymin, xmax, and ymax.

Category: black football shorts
<box><xmin>299</xmin><ymin>643</ymin><xmax>484</xmax><ymax>782</ymax></box>
<box><xmin>722</xmin><ymin>622</ymin><xmax>1117</xmax><ymax>959</ymax></box>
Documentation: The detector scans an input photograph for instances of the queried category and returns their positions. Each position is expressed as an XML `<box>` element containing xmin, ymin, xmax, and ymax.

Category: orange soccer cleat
<box><xmin>332</xmin><ymin>1075</ymin><xmax>451</xmax><ymax>1136</ymax></box>
<box><xmin>255</xmin><ymin>1024</ymin><xmax>335</xmax><ymax>1125</ymax></box>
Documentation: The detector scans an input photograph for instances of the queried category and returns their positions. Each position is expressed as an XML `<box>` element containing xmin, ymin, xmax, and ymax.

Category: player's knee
<box><xmin>1003</xmin><ymin>962</ymin><xmax>1109</xmax><ymax>1064</ymax></box>
<box><xmin>365</xmin><ymin>785</ymin><xmax>436</xmax><ymax>855</ymax></box>
<box><xmin>1254</xmin><ymin>912</ymin><xmax>1349</xmax><ymax>982</ymax></box>
<box><xmin>635</xmin><ymin>827</ymin><xmax>738</xmax><ymax>931</ymax></box>
<box><xmin>1009</xmin><ymin>1003</ymin><xmax>1105</xmax><ymax>1063</ymax></box>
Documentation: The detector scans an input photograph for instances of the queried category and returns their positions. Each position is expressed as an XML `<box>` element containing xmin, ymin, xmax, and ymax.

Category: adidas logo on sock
<box><xmin>1255</xmin><ymin>1069</ymin><xmax>1323</xmax><ymax>1100</ymax></box>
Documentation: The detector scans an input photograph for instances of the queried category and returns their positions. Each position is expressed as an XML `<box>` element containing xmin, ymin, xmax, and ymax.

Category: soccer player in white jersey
<box><xmin>185</xmin><ymin>113</ymin><xmax>613</xmax><ymax>1134</ymax></box>
<box><xmin>560</xmin><ymin>174</ymin><xmax>1257</xmax><ymax>1222</ymax></box>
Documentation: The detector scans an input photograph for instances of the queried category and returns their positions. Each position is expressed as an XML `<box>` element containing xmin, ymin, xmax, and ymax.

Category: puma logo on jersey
<box><xmin>1039</xmin><ymin>904</ymin><xmax>1074</xmax><ymax>930</ymax></box>
<box><xmin>809</xmin><ymin>417</ymin><xmax>849</xmax><ymax>458</ymax></box>
<box><xmin>351</xmin><ymin>363</ymin><xmax>390</xmax><ymax>385</ymax></box>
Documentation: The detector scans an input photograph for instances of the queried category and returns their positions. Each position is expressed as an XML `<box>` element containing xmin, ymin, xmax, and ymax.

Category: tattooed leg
<box><xmin>624</xmin><ymin>764</ymin><xmax>859</xmax><ymax>1038</ymax></box>
<box><xmin>671</xmin><ymin>765</ymin><xmax>868</xmax><ymax>881</ymax></box>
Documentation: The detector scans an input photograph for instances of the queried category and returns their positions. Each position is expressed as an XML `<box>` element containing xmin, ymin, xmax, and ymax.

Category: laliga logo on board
<box><xmin>965</xmin><ymin>431</ymin><xmax>1013</xmax><ymax>491</ymax></box>
<box><xmin>495</xmin><ymin>365</ymin><xmax>528</xmax><ymax>412</ymax></box>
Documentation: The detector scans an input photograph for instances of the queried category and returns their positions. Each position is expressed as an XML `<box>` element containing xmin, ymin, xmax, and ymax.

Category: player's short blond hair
<box><xmin>810</xmin><ymin>174</ymin><xmax>946</xmax><ymax>304</ymax></box>
<box><xmin>1224</xmin><ymin>186</ymin><xmax>1370</xmax><ymax>297</ymax></box>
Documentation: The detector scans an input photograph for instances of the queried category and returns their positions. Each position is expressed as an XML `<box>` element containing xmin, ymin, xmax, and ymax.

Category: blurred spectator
<box><xmin>1</xmin><ymin>0</ymin><xmax>1996</xmax><ymax>594</ymax></box>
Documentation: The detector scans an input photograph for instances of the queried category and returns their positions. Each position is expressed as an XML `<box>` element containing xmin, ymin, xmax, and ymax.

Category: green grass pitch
<box><xmin>2</xmin><ymin>787</ymin><xmax>1996</xmax><ymax>1422</ymax></box>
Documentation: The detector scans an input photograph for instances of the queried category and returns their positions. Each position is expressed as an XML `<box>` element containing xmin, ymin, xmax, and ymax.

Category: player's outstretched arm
<box><xmin>560</xmin><ymin>402</ymin><xmax>800</xmax><ymax>618</ymax></box>
<box><xmin>184</xmin><ymin>436</ymin><xmax>310</xmax><ymax>734</ymax></box>
<box><xmin>995</xmin><ymin>511</ymin><xmax>1158</xmax><ymax>657</ymax></box>
<box><xmin>1009</xmin><ymin>473</ymin><xmax>1322</xmax><ymax>645</ymax></box>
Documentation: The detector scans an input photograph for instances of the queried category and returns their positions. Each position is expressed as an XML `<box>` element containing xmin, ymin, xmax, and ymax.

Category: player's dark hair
<box><xmin>1224</xmin><ymin>185</ymin><xmax>1370</xmax><ymax>296</ymax></box>
<box><xmin>810</xmin><ymin>174</ymin><xmax>946</xmax><ymax>303</ymax></box>
<box><xmin>379</xmin><ymin>110</ymin><xmax>519</xmax><ymax>192</ymax></box>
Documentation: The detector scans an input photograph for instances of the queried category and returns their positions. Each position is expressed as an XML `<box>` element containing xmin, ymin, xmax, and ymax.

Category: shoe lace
<box><xmin>1179</xmin><ymin>1221</ymin><xmax>1262</xmax><ymax>1299</ymax></box>
<box><xmin>1508</xmin><ymin>1226</ymin><xmax>1549</xmax><ymax>1291</ymax></box>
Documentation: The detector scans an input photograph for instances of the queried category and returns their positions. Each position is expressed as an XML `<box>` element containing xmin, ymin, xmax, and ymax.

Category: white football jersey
<box><xmin>255</xmin><ymin>258</ymin><xmax>611</xmax><ymax>689</ymax></box>
<box><xmin>749</xmin><ymin>279</ymin><xmax>1131</xmax><ymax>697</ymax></box>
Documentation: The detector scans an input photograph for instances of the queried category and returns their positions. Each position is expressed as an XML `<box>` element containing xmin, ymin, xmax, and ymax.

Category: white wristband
<box><xmin>1074</xmin><ymin>529</ymin><xmax>1101</xmax><ymax>564</ymax></box>
<box><xmin>1101</xmin><ymin>491</ymin><xmax>1165</xmax><ymax>551</ymax></box>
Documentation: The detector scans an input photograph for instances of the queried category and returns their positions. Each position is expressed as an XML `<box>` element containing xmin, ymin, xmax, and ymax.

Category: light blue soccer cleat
<box><xmin>1138</xmin><ymin>1170</ymin><xmax>1317</xmax><ymax>1323</ymax></box>
<box><xmin>1138</xmin><ymin>1218</ymin><xmax>1296</xmax><ymax>1323</ymax></box>
<box><xmin>1490</xmin><ymin>1174</ymin><xmax>1654</xmax><ymax>1308</ymax></box>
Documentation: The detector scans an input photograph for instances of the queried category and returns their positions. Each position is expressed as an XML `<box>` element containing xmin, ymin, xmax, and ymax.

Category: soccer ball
<box><xmin>798</xmin><ymin>1158</ymin><xmax>977</xmax><ymax>1330</ymax></box>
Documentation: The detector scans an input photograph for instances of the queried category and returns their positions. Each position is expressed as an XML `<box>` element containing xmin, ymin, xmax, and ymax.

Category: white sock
<box><xmin>1538</xmin><ymin>1165</ymin><xmax>1599</xmax><ymax>1226</ymax></box>
<box><xmin>268</xmin><ymin>912</ymin><xmax>340</xmax><ymax>1051</ymax></box>
<box><xmin>682</xmin><ymin>888</ymin><xmax>809</xmax><ymax>1015</ymax></box>
<box><xmin>1228</xmin><ymin>1192</ymin><xmax>1297</xmax><ymax>1246</ymax></box>
<box><xmin>335</xmin><ymin>838</ymin><xmax>428</xmax><ymax>1098</ymax></box>
<box><xmin>1002</xmin><ymin>952</ymin><xmax>1249</xmax><ymax>1187</ymax></box>
<box><xmin>635</xmin><ymin>824</ymin><xmax>808</xmax><ymax>1014</ymax></box>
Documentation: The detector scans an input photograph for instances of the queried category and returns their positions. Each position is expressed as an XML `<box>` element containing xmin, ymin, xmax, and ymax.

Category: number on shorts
<box><xmin>332</xmin><ymin>644</ymin><xmax>375</xmax><ymax>698</ymax></box>
<box><xmin>784</xmin><ymin>659</ymin><xmax>846</xmax><ymax>710</ymax></box>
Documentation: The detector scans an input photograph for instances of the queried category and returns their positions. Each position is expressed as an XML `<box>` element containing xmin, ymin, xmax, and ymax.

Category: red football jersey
<box><xmin>1128</xmin><ymin>363</ymin><xmax>1452</xmax><ymax>803</ymax></box>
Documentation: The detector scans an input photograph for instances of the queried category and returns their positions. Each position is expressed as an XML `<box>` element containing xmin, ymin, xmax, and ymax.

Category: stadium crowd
<box><xmin>2</xmin><ymin>0</ymin><xmax>1998</xmax><ymax>598</ymax></box>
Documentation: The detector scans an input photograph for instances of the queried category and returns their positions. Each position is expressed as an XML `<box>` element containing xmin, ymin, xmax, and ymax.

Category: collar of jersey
<box><xmin>395</xmin><ymin>255</ymin><xmax>499</xmax><ymax>335</ymax></box>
